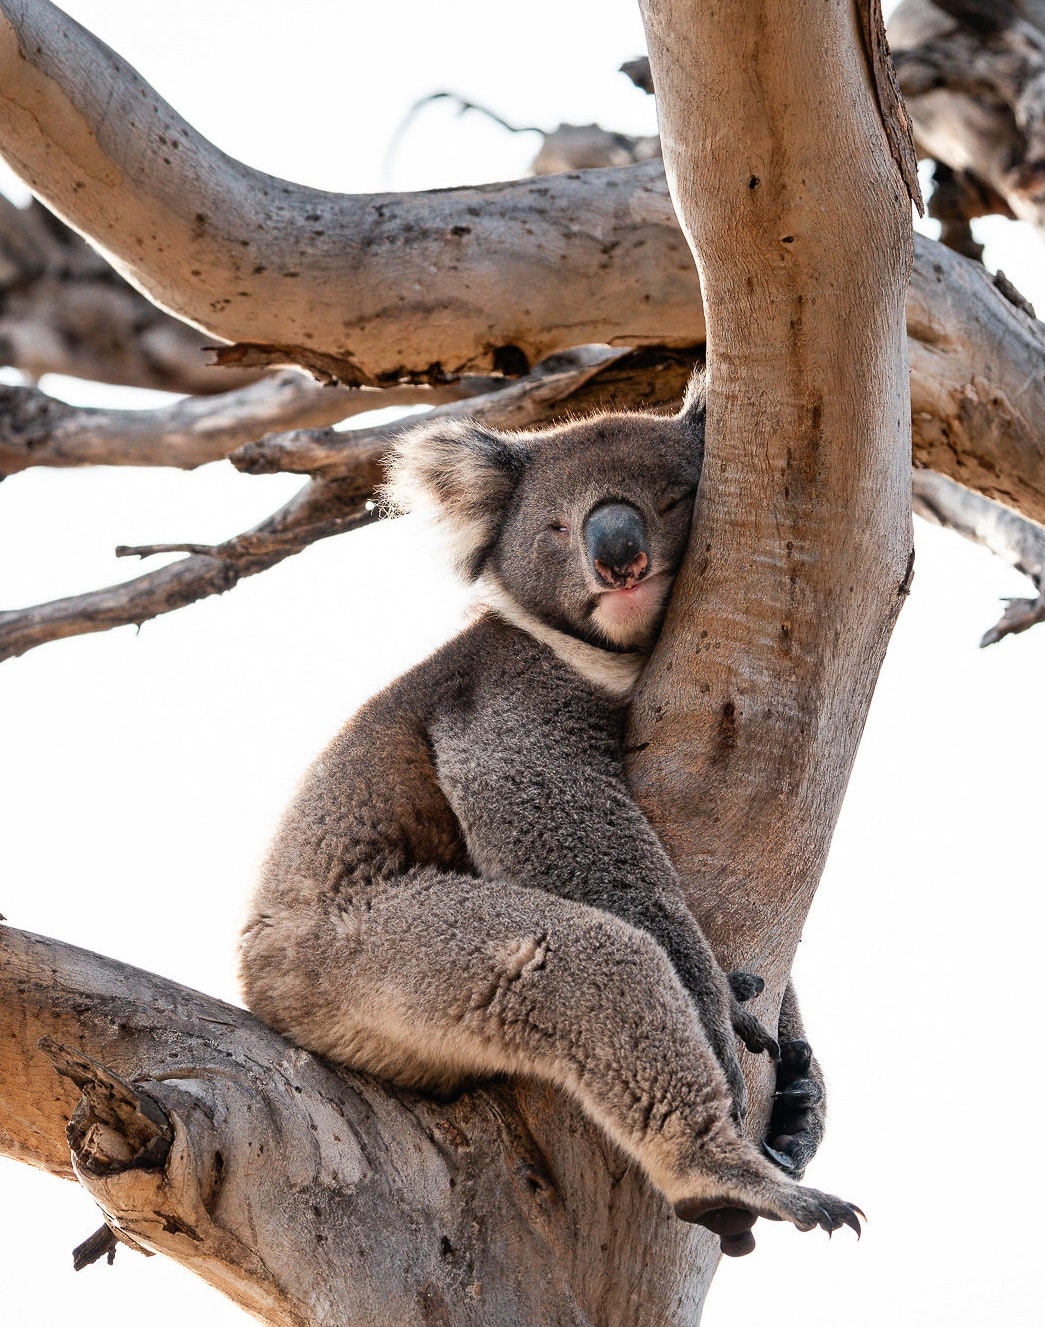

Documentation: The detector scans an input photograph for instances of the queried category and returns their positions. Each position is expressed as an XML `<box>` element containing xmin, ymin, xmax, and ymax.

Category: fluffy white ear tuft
<box><xmin>382</xmin><ymin>419</ymin><xmax>531</xmax><ymax>579</ymax></box>
<box><xmin>679</xmin><ymin>368</ymin><xmax>706</xmax><ymax>427</ymax></box>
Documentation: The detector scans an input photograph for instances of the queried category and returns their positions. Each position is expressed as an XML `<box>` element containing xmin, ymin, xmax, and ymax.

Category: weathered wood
<box><xmin>0</xmin><ymin>371</ymin><xmax>411</xmax><ymax>475</ymax></box>
<box><xmin>913</xmin><ymin>468</ymin><xmax>1045</xmax><ymax>643</ymax></box>
<box><xmin>891</xmin><ymin>0</ymin><xmax>1045</xmax><ymax>234</ymax></box>
<box><xmin>627</xmin><ymin>4</ymin><xmax>913</xmax><ymax>1302</ymax></box>
<box><xmin>0</xmin><ymin>348</ymin><xmax>628</xmax><ymax>660</ymax></box>
<box><xmin>0</xmin><ymin>0</ymin><xmax>1033</xmax><ymax>401</ymax></box>
<box><xmin>0</xmin><ymin>195</ymin><xmax>254</xmax><ymax>393</ymax></box>
<box><xmin>0</xmin><ymin>0</ymin><xmax>704</xmax><ymax>381</ymax></box>
<box><xmin>0</xmin><ymin>923</ymin><xmax>706</xmax><ymax>1327</ymax></box>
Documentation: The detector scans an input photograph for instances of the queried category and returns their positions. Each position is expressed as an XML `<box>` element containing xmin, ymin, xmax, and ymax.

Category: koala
<box><xmin>239</xmin><ymin>380</ymin><xmax>858</xmax><ymax>1257</ymax></box>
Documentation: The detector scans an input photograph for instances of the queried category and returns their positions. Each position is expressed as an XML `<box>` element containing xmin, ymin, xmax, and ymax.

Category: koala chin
<box><xmin>239</xmin><ymin>376</ymin><xmax>861</xmax><ymax>1256</ymax></box>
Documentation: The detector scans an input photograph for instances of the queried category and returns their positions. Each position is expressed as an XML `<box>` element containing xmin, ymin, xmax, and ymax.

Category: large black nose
<box><xmin>584</xmin><ymin>502</ymin><xmax>650</xmax><ymax>587</ymax></box>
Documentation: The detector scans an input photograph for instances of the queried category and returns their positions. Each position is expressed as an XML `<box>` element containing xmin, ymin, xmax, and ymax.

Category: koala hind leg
<box><xmin>250</xmin><ymin>868</ymin><xmax>860</xmax><ymax>1245</ymax></box>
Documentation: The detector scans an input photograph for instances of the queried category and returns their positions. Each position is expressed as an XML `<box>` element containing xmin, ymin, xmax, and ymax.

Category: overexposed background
<box><xmin>2</xmin><ymin>2</ymin><xmax>1043</xmax><ymax>1324</ymax></box>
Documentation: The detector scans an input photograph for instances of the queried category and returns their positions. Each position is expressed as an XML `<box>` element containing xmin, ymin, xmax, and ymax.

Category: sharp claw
<box><xmin>776</xmin><ymin>1078</ymin><xmax>816</xmax><ymax>1101</ymax></box>
<box><xmin>842</xmin><ymin>1207</ymin><xmax>865</xmax><ymax>1238</ymax></box>
<box><xmin>762</xmin><ymin>1142</ymin><xmax>796</xmax><ymax>1171</ymax></box>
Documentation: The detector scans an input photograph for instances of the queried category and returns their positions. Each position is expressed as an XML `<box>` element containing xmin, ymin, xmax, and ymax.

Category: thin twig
<box><xmin>913</xmin><ymin>468</ymin><xmax>1045</xmax><ymax>645</ymax></box>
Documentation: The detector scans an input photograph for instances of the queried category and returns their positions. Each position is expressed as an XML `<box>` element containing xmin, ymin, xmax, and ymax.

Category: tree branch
<box><xmin>0</xmin><ymin>369</ymin><xmax>506</xmax><ymax>475</ymax></box>
<box><xmin>0</xmin><ymin>348</ymin><xmax>635</xmax><ymax>661</ymax></box>
<box><xmin>906</xmin><ymin>234</ymin><xmax>1045</xmax><ymax>523</ymax></box>
<box><xmin>890</xmin><ymin>0</ymin><xmax>1045</xmax><ymax>234</ymax></box>
<box><xmin>1</xmin><ymin>0</ymin><xmax>1040</xmax><ymax>528</ymax></box>
<box><xmin>913</xmin><ymin>467</ymin><xmax>1045</xmax><ymax>643</ymax></box>
<box><xmin>0</xmin><ymin>195</ymin><xmax>257</xmax><ymax>394</ymax></box>
<box><xmin>0</xmin><ymin>0</ymin><xmax>704</xmax><ymax>381</ymax></box>
<box><xmin>0</xmin><ymin>923</ymin><xmax>698</xmax><ymax>1326</ymax></box>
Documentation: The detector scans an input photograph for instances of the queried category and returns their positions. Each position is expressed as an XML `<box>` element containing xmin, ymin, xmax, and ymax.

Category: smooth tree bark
<box><xmin>0</xmin><ymin>1</ymin><xmax>1026</xmax><ymax>1325</ymax></box>
<box><xmin>628</xmin><ymin>0</ymin><xmax>914</xmax><ymax>1024</ymax></box>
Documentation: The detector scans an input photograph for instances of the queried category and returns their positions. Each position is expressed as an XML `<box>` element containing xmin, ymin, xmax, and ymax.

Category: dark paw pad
<box><xmin>777</xmin><ymin>1038</ymin><xmax>812</xmax><ymax>1078</ymax></box>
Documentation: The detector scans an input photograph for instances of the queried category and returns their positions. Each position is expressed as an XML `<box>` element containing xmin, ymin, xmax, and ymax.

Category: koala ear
<box><xmin>382</xmin><ymin>418</ymin><xmax>531</xmax><ymax>579</ymax></box>
<box><xmin>679</xmin><ymin>368</ymin><xmax>707</xmax><ymax>432</ymax></box>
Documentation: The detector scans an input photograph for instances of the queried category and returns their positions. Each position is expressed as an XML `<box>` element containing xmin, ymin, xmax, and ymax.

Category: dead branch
<box><xmin>0</xmin><ymin>348</ymin><xmax>637</xmax><ymax>661</ymax></box>
<box><xmin>531</xmin><ymin>125</ymin><xmax>662</xmax><ymax>176</ymax></box>
<box><xmin>0</xmin><ymin>369</ymin><xmax>506</xmax><ymax>475</ymax></box>
<box><xmin>906</xmin><ymin>234</ymin><xmax>1045</xmax><ymax>524</ymax></box>
<box><xmin>0</xmin><ymin>195</ymin><xmax>255</xmax><ymax>394</ymax></box>
<box><xmin>0</xmin><ymin>1</ymin><xmax>704</xmax><ymax>381</ymax></box>
<box><xmin>913</xmin><ymin>468</ymin><xmax>1045</xmax><ymax>643</ymax></box>
<box><xmin>4</xmin><ymin>238</ymin><xmax>1044</xmax><ymax>662</ymax></box>
<box><xmin>890</xmin><ymin>0</ymin><xmax>1045</xmax><ymax>233</ymax></box>
<box><xmin>231</xmin><ymin>345</ymin><xmax>631</xmax><ymax>476</ymax></box>
<box><xmin>2</xmin><ymin>1</ymin><xmax>1039</xmax><ymax>519</ymax></box>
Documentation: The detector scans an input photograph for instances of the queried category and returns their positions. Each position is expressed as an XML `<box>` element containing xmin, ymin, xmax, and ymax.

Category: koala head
<box><xmin>385</xmin><ymin>376</ymin><xmax>705</xmax><ymax>658</ymax></box>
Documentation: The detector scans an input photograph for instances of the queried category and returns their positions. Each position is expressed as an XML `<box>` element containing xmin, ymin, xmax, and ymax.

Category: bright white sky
<box><xmin>2</xmin><ymin>2</ymin><xmax>1044</xmax><ymax>1325</ymax></box>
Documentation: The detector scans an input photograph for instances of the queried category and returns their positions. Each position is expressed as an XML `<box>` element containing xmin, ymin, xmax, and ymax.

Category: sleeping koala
<box><xmin>239</xmin><ymin>380</ymin><xmax>858</xmax><ymax>1256</ymax></box>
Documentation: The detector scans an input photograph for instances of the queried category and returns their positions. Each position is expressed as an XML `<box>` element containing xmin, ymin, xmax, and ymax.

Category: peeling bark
<box><xmin>891</xmin><ymin>0</ymin><xmax>1045</xmax><ymax>233</ymax></box>
<box><xmin>1</xmin><ymin>924</ymin><xmax>708</xmax><ymax>1327</ymax></box>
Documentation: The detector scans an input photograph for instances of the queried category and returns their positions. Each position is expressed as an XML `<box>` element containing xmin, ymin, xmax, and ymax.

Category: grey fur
<box><xmin>240</xmin><ymin>385</ymin><xmax>860</xmax><ymax>1247</ymax></box>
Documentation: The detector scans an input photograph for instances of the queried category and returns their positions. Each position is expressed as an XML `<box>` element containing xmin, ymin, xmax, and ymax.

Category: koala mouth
<box><xmin>591</xmin><ymin>571</ymin><xmax>671</xmax><ymax>647</ymax></box>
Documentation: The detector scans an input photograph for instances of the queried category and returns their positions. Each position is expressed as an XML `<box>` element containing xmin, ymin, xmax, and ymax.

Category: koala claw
<box><xmin>775</xmin><ymin>1077</ymin><xmax>823</xmax><ymax>1109</ymax></box>
<box><xmin>762</xmin><ymin>1141</ymin><xmax>797</xmax><ymax>1171</ymax></box>
<box><xmin>812</xmin><ymin>1200</ymin><xmax>864</xmax><ymax>1238</ymax></box>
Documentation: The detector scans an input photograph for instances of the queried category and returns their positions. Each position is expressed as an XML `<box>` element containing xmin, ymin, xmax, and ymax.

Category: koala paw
<box><xmin>763</xmin><ymin>1038</ymin><xmax>825</xmax><ymax>1177</ymax></box>
<box><xmin>726</xmin><ymin>971</ymin><xmax>765</xmax><ymax>1003</ymax></box>
<box><xmin>726</xmin><ymin>971</ymin><xmax>780</xmax><ymax>1061</ymax></box>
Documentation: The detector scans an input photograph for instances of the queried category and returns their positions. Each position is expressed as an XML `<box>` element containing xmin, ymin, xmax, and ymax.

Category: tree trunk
<box><xmin>1</xmin><ymin>1</ymin><xmax>914</xmax><ymax>1323</ymax></box>
<box><xmin>627</xmin><ymin>0</ymin><xmax>916</xmax><ymax>1237</ymax></box>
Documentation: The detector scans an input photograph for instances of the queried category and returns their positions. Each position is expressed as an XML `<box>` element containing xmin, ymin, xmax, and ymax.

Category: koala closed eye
<box><xmin>658</xmin><ymin>487</ymin><xmax>698</xmax><ymax>515</ymax></box>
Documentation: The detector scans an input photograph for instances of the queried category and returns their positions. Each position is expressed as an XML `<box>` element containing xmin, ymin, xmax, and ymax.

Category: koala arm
<box><xmin>432</xmin><ymin>684</ymin><xmax>775</xmax><ymax>1116</ymax></box>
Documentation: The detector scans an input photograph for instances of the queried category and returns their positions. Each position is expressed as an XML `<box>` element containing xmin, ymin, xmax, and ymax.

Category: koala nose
<box><xmin>585</xmin><ymin>502</ymin><xmax>650</xmax><ymax>588</ymax></box>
